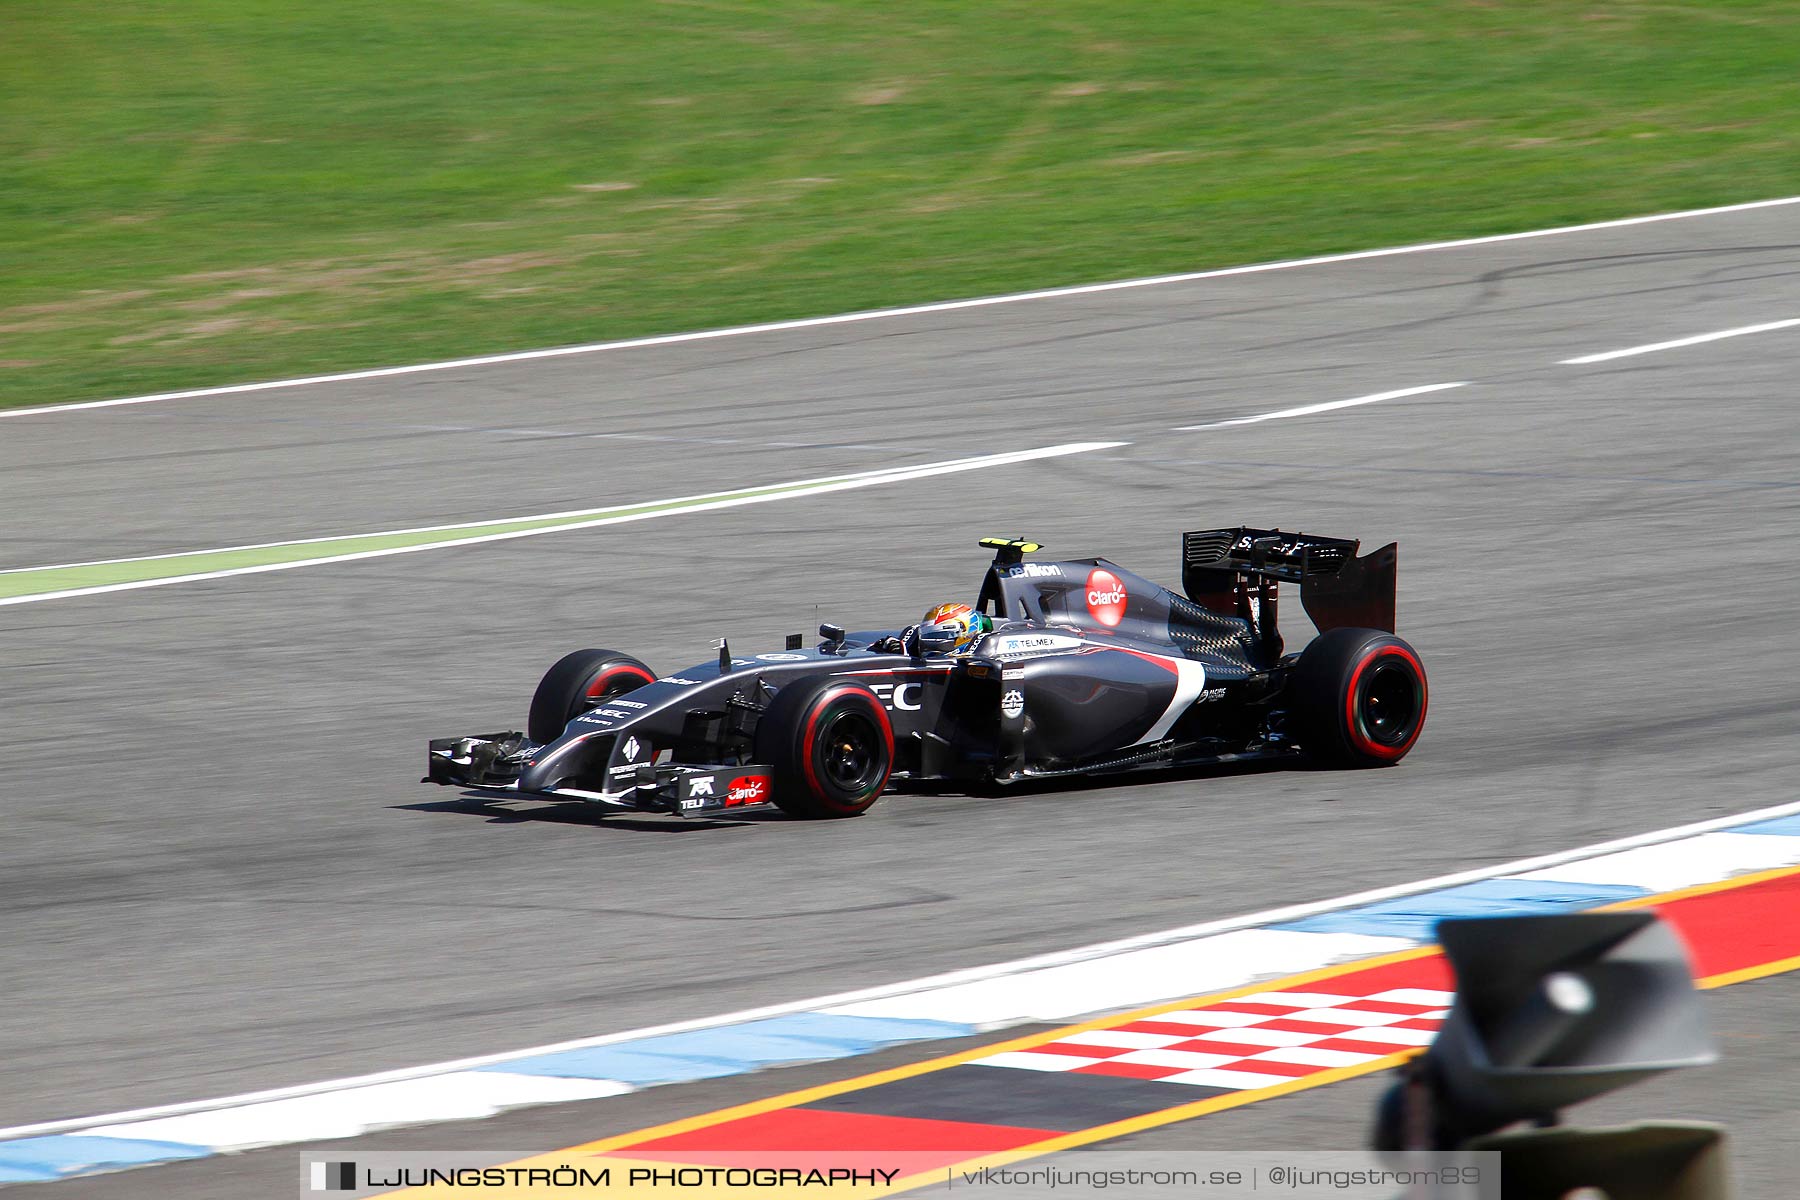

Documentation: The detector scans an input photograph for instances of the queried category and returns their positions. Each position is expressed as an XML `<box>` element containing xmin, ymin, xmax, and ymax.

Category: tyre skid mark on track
<box><xmin>4</xmin><ymin>196</ymin><xmax>1796</xmax><ymax>421</ymax></box>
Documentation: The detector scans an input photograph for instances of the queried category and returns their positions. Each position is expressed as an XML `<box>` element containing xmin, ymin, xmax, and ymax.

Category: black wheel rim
<box><xmin>1359</xmin><ymin>660</ymin><xmax>1421</xmax><ymax>746</ymax></box>
<box><xmin>819</xmin><ymin>708</ymin><xmax>884</xmax><ymax>795</ymax></box>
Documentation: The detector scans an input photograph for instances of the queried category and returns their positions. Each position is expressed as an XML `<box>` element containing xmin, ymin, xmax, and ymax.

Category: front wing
<box><xmin>425</xmin><ymin>734</ymin><xmax>778</xmax><ymax>817</ymax></box>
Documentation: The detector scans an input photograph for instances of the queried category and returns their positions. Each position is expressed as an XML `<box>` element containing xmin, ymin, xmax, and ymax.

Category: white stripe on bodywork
<box><xmin>1132</xmin><ymin>655</ymin><xmax>1209</xmax><ymax>745</ymax></box>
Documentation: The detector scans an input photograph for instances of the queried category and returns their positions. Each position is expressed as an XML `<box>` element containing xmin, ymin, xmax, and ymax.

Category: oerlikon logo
<box><xmin>1086</xmin><ymin>568</ymin><xmax>1128</xmax><ymax>627</ymax></box>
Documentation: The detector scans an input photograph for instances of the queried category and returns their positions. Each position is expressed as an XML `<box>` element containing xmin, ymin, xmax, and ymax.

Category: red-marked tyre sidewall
<box><xmin>1293</xmin><ymin>628</ymin><xmax>1428</xmax><ymax>767</ymax></box>
<box><xmin>527</xmin><ymin>649</ymin><xmax>656</xmax><ymax>744</ymax></box>
<box><xmin>1342</xmin><ymin>643</ymin><xmax>1427</xmax><ymax>762</ymax></box>
<box><xmin>583</xmin><ymin>664</ymin><xmax>656</xmax><ymax>702</ymax></box>
<box><xmin>757</xmin><ymin>678</ymin><xmax>893</xmax><ymax>819</ymax></box>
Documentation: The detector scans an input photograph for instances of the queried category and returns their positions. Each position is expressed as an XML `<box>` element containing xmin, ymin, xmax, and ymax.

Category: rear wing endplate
<box><xmin>1182</xmin><ymin>527</ymin><xmax>1397</xmax><ymax>634</ymax></box>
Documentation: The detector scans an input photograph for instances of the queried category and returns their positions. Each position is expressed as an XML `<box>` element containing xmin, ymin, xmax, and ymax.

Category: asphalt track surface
<box><xmin>3</xmin><ymin>203</ymin><xmax>1799</xmax><ymax>1177</ymax></box>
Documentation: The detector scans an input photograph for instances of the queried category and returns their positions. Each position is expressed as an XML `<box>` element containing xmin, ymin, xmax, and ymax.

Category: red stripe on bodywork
<box><xmin>1100</xmin><ymin>645</ymin><xmax>1182</xmax><ymax>676</ymax></box>
<box><xmin>842</xmin><ymin>667</ymin><xmax>955</xmax><ymax>676</ymax></box>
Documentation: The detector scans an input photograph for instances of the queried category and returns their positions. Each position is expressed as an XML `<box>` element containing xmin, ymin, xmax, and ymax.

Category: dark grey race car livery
<box><xmin>426</xmin><ymin>530</ymin><xmax>1429</xmax><ymax>819</ymax></box>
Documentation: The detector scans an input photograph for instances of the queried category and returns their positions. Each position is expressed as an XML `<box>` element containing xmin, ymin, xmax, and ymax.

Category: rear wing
<box><xmin>1182</xmin><ymin>527</ymin><xmax>1397</xmax><ymax>634</ymax></box>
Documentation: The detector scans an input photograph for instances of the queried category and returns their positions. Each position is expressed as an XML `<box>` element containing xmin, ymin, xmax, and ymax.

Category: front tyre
<box><xmin>528</xmin><ymin>649</ymin><xmax>656</xmax><ymax>743</ymax></box>
<box><xmin>756</xmin><ymin>677</ymin><xmax>894</xmax><ymax>819</ymax></box>
<box><xmin>1291</xmin><ymin>628</ymin><xmax>1427</xmax><ymax>767</ymax></box>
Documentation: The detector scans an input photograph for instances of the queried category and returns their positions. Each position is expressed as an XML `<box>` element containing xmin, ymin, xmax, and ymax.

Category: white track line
<box><xmin>0</xmin><ymin>447</ymin><xmax>1101</xmax><ymax>577</ymax></box>
<box><xmin>0</xmin><ymin>442</ymin><xmax>1123</xmax><ymax>608</ymax></box>
<box><xmin>5</xmin><ymin>795</ymin><xmax>1797</xmax><ymax>1141</ymax></box>
<box><xmin>1561</xmin><ymin>317</ymin><xmax>1800</xmax><ymax>364</ymax></box>
<box><xmin>5</xmin><ymin>195</ymin><xmax>1798</xmax><ymax>420</ymax></box>
<box><xmin>1173</xmin><ymin>382</ymin><xmax>1467</xmax><ymax>431</ymax></box>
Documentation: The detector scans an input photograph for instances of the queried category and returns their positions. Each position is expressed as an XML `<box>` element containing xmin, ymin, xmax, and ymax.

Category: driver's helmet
<box><xmin>916</xmin><ymin>601</ymin><xmax>992</xmax><ymax>656</ymax></box>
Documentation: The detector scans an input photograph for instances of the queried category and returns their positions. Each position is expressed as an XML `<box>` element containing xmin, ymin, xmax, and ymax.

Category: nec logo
<box><xmin>866</xmin><ymin>681</ymin><xmax>922</xmax><ymax>711</ymax></box>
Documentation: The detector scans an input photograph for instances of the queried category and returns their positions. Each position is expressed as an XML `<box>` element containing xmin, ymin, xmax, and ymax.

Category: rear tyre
<box><xmin>528</xmin><ymin>649</ymin><xmax>656</xmax><ymax>743</ymax></box>
<box><xmin>1291</xmin><ymin>628</ymin><xmax>1427</xmax><ymax>766</ymax></box>
<box><xmin>756</xmin><ymin>677</ymin><xmax>894</xmax><ymax>819</ymax></box>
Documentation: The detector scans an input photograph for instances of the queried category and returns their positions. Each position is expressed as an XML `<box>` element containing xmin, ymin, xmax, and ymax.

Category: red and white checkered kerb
<box><xmin>971</xmin><ymin>986</ymin><xmax>1453</xmax><ymax>1091</ymax></box>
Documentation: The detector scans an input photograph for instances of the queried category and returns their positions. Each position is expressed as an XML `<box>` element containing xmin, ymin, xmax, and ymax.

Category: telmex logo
<box><xmin>992</xmin><ymin>633</ymin><xmax>1082</xmax><ymax>658</ymax></box>
<box><xmin>1086</xmin><ymin>567</ymin><xmax>1128</xmax><ymax>627</ymax></box>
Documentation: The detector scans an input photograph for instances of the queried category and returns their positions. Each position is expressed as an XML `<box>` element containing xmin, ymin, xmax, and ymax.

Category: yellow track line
<box><xmin>571</xmin><ymin>862</ymin><xmax>1800</xmax><ymax>1157</ymax></box>
<box><xmin>385</xmin><ymin>863</ymin><xmax>1800</xmax><ymax>1197</ymax></box>
<box><xmin>571</xmin><ymin>944</ymin><xmax>1444</xmax><ymax>1153</ymax></box>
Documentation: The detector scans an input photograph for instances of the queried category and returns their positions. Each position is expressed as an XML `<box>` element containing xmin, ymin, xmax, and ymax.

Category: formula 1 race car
<box><xmin>426</xmin><ymin>531</ymin><xmax>1428</xmax><ymax>819</ymax></box>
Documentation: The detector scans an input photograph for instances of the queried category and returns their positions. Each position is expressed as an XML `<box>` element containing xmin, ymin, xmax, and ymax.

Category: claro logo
<box><xmin>1086</xmin><ymin>568</ymin><xmax>1128</xmax><ymax>627</ymax></box>
<box><xmin>725</xmin><ymin>776</ymin><xmax>769</xmax><ymax>806</ymax></box>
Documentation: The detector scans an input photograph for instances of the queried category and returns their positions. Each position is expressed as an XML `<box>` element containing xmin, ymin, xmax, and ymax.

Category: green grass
<box><xmin>3</xmin><ymin>1</ymin><xmax>1797</xmax><ymax>409</ymax></box>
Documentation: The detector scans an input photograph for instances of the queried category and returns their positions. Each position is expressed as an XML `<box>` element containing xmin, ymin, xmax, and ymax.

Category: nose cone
<box><xmin>518</xmin><ymin>733</ymin><xmax>588</xmax><ymax>793</ymax></box>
